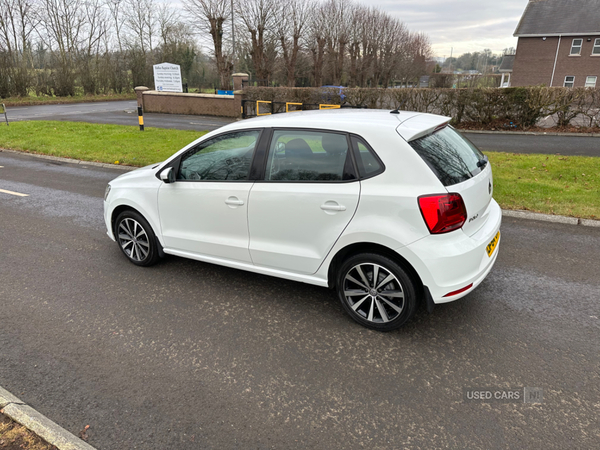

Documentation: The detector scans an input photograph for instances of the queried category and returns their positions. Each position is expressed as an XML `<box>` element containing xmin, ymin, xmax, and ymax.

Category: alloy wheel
<box><xmin>117</xmin><ymin>218</ymin><xmax>150</xmax><ymax>262</ymax></box>
<box><xmin>343</xmin><ymin>263</ymin><xmax>405</xmax><ymax>324</ymax></box>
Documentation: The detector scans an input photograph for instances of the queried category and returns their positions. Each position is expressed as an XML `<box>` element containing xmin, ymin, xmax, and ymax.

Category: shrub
<box><xmin>242</xmin><ymin>86</ymin><xmax>600</xmax><ymax>129</ymax></box>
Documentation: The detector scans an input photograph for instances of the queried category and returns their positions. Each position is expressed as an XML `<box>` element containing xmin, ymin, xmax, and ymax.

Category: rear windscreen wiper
<box><xmin>477</xmin><ymin>155</ymin><xmax>489</xmax><ymax>168</ymax></box>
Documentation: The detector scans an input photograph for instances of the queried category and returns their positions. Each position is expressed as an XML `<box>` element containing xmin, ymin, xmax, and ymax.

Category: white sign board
<box><xmin>153</xmin><ymin>63</ymin><xmax>183</xmax><ymax>93</ymax></box>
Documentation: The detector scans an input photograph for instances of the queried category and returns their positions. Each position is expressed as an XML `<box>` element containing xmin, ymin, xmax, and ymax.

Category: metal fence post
<box><xmin>137</xmin><ymin>106</ymin><xmax>144</xmax><ymax>131</ymax></box>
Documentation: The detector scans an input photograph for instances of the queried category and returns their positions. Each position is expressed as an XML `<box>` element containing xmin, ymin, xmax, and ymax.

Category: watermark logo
<box><xmin>464</xmin><ymin>387</ymin><xmax>543</xmax><ymax>403</ymax></box>
<box><xmin>524</xmin><ymin>387</ymin><xmax>544</xmax><ymax>404</ymax></box>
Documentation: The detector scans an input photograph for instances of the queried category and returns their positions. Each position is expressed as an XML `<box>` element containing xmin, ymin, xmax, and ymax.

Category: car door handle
<box><xmin>320</xmin><ymin>202</ymin><xmax>346</xmax><ymax>212</ymax></box>
<box><xmin>225</xmin><ymin>197</ymin><xmax>245</xmax><ymax>206</ymax></box>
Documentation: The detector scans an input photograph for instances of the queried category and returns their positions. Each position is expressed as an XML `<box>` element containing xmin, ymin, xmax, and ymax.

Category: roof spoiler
<box><xmin>396</xmin><ymin>113</ymin><xmax>451</xmax><ymax>142</ymax></box>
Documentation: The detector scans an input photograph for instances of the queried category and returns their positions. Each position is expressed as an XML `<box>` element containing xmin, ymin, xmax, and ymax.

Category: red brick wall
<box><xmin>141</xmin><ymin>91</ymin><xmax>242</xmax><ymax>118</ymax></box>
<box><xmin>512</xmin><ymin>37</ymin><xmax>558</xmax><ymax>86</ymax></box>
<box><xmin>553</xmin><ymin>36</ymin><xmax>600</xmax><ymax>87</ymax></box>
<box><xmin>512</xmin><ymin>36</ymin><xmax>600</xmax><ymax>87</ymax></box>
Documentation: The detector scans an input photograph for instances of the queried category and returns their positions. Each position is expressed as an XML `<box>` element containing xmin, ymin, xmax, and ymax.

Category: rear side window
<box><xmin>265</xmin><ymin>130</ymin><xmax>355</xmax><ymax>182</ymax></box>
<box><xmin>409</xmin><ymin>126</ymin><xmax>484</xmax><ymax>186</ymax></box>
<box><xmin>350</xmin><ymin>136</ymin><xmax>384</xmax><ymax>179</ymax></box>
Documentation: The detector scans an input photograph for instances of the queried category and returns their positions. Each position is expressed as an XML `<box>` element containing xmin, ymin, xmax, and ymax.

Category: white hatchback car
<box><xmin>104</xmin><ymin>109</ymin><xmax>501</xmax><ymax>331</ymax></box>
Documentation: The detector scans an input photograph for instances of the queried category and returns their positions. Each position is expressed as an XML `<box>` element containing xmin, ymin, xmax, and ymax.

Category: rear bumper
<box><xmin>398</xmin><ymin>199</ymin><xmax>502</xmax><ymax>304</ymax></box>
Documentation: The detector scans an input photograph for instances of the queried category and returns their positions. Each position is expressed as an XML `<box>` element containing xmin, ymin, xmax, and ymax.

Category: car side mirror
<box><xmin>160</xmin><ymin>167</ymin><xmax>175</xmax><ymax>183</ymax></box>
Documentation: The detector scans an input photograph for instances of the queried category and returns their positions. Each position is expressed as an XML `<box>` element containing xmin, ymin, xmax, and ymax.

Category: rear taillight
<box><xmin>418</xmin><ymin>193</ymin><xmax>467</xmax><ymax>234</ymax></box>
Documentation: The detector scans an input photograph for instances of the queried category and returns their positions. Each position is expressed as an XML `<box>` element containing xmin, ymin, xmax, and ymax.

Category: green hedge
<box><xmin>243</xmin><ymin>86</ymin><xmax>600</xmax><ymax>129</ymax></box>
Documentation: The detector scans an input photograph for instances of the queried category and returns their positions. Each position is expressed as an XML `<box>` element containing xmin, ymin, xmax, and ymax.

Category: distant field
<box><xmin>0</xmin><ymin>121</ymin><xmax>598</xmax><ymax>219</ymax></box>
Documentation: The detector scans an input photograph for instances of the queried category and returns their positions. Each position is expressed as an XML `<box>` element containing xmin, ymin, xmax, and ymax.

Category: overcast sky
<box><xmin>169</xmin><ymin>0</ymin><xmax>527</xmax><ymax>58</ymax></box>
<box><xmin>370</xmin><ymin>0</ymin><xmax>527</xmax><ymax>58</ymax></box>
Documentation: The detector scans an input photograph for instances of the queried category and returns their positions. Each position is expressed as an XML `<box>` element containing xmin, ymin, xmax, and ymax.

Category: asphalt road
<box><xmin>465</xmin><ymin>132</ymin><xmax>600</xmax><ymax>157</ymax></box>
<box><xmin>5</xmin><ymin>101</ymin><xmax>600</xmax><ymax>156</ymax></box>
<box><xmin>0</xmin><ymin>150</ymin><xmax>598</xmax><ymax>449</ymax></box>
<box><xmin>5</xmin><ymin>100</ymin><xmax>235</xmax><ymax>131</ymax></box>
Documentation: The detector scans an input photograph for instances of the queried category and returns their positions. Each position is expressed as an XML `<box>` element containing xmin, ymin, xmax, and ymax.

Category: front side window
<box><xmin>265</xmin><ymin>130</ymin><xmax>354</xmax><ymax>182</ymax></box>
<box><xmin>570</xmin><ymin>39</ymin><xmax>583</xmax><ymax>55</ymax></box>
<box><xmin>564</xmin><ymin>76</ymin><xmax>575</xmax><ymax>88</ymax></box>
<box><xmin>178</xmin><ymin>130</ymin><xmax>261</xmax><ymax>181</ymax></box>
<box><xmin>593</xmin><ymin>38</ymin><xmax>600</xmax><ymax>55</ymax></box>
<box><xmin>409</xmin><ymin>126</ymin><xmax>485</xmax><ymax>187</ymax></box>
<box><xmin>585</xmin><ymin>76</ymin><xmax>597</xmax><ymax>88</ymax></box>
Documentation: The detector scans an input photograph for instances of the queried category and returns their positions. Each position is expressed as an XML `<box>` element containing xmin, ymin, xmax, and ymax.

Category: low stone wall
<box><xmin>136</xmin><ymin>89</ymin><xmax>242</xmax><ymax>118</ymax></box>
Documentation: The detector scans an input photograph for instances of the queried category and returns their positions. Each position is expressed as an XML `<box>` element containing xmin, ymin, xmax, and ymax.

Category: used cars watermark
<box><xmin>464</xmin><ymin>387</ymin><xmax>543</xmax><ymax>403</ymax></box>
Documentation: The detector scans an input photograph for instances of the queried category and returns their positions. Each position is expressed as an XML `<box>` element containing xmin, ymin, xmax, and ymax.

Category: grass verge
<box><xmin>487</xmin><ymin>152</ymin><xmax>599</xmax><ymax>219</ymax></box>
<box><xmin>1</xmin><ymin>92</ymin><xmax>136</xmax><ymax>107</ymax></box>
<box><xmin>0</xmin><ymin>121</ymin><xmax>598</xmax><ymax>219</ymax></box>
<box><xmin>0</xmin><ymin>121</ymin><xmax>206</xmax><ymax>167</ymax></box>
<box><xmin>0</xmin><ymin>412</ymin><xmax>58</xmax><ymax>450</ymax></box>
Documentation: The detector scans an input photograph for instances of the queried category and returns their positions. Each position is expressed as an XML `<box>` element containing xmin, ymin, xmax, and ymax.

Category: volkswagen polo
<box><xmin>104</xmin><ymin>109</ymin><xmax>501</xmax><ymax>331</ymax></box>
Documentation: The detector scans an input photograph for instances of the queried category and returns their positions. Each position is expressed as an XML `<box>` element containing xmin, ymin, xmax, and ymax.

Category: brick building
<box><xmin>511</xmin><ymin>0</ymin><xmax>600</xmax><ymax>88</ymax></box>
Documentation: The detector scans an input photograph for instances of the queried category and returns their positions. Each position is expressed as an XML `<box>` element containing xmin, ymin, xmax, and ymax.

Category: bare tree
<box><xmin>0</xmin><ymin>0</ymin><xmax>435</xmax><ymax>96</ymax></box>
<box><xmin>275</xmin><ymin>0</ymin><xmax>311</xmax><ymax>87</ymax></box>
<box><xmin>124</xmin><ymin>0</ymin><xmax>157</xmax><ymax>56</ymax></box>
<box><xmin>306</xmin><ymin>2</ymin><xmax>327</xmax><ymax>86</ymax></box>
<box><xmin>236</xmin><ymin>0</ymin><xmax>277</xmax><ymax>84</ymax></box>
<box><xmin>184</xmin><ymin>0</ymin><xmax>233</xmax><ymax>89</ymax></box>
<box><xmin>78</xmin><ymin>0</ymin><xmax>108</xmax><ymax>94</ymax></box>
<box><xmin>395</xmin><ymin>32</ymin><xmax>433</xmax><ymax>86</ymax></box>
<box><xmin>320</xmin><ymin>0</ymin><xmax>352</xmax><ymax>85</ymax></box>
<box><xmin>352</xmin><ymin>6</ymin><xmax>382</xmax><ymax>87</ymax></box>
<box><xmin>157</xmin><ymin>3</ymin><xmax>181</xmax><ymax>48</ymax></box>
<box><xmin>103</xmin><ymin>0</ymin><xmax>128</xmax><ymax>93</ymax></box>
<box><xmin>122</xmin><ymin>0</ymin><xmax>159</xmax><ymax>87</ymax></box>
<box><xmin>0</xmin><ymin>0</ymin><xmax>36</xmax><ymax>96</ymax></box>
<box><xmin>36</xmin><ymin>0</ymin><xmax>87</xmax><ymax>96</ymax></box>
<box><xmin>377</xmin><ymin>16</ymin><xmax>409</xmax><ymax>88</ymax></box>
<box><xmin>348</xmin><ymin>5</ymin><xmax>368</xmax><ymax>87</ymax></box>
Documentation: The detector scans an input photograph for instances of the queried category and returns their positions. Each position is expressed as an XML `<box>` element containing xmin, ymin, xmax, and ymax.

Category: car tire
<box><xmin>114</xmin><ymin>210</ymin><xmax>160</xmax><ymax>267</ymax></box>
<box><xmin>336</xmin><ymin>253</ymin><xmax>417</xmax><ymax>331</ymax></box>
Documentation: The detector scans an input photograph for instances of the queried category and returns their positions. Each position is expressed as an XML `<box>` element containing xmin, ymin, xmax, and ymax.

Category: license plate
<box><xmin>486</xmin><ymin>231</ymin><xmax>500</xmax><ymax>257</ymax></box>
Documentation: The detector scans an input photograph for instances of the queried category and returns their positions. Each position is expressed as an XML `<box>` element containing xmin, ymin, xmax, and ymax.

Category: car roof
<box><xmin>219</xmin><ymin>109</ymin><xmax>450</xmax><ymax>141</ymax></box>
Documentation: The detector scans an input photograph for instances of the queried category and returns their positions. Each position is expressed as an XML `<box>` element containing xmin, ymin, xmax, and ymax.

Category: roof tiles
<box><xmin>514</xmin><ymin>0</ymin><xmax>600</xmax><ymax>36</ymax></box>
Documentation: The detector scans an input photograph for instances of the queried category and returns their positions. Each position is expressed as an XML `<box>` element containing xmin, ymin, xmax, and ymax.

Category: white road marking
<box><xmin>0</xmin><ymin>188</ymin><xmax>29</xmax><ymax>197</ymax></box>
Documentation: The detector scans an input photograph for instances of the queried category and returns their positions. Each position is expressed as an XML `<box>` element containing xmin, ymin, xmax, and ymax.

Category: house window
<box><xmin>585</xmin><ymin>76</ymin><xmax>597</xmax><ymax>88</ymax></box>
<box><xmin>593</xmin><ymin>38</ymin><xmax>600</xmax><ymax>55</ymax></box>
<box><xmin>570</xmin><ymin>39</ymin><xmax>583</xmax><ymax>55</ymax></box>
<box><xmin>564</xmin><ymin>76</ymin><xmax>575</xmax><ymax>88</ymax></box>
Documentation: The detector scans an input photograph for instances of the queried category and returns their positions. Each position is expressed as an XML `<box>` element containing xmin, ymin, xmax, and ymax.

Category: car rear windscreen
<box><xmin>408</xmin><ymin>126</ymin><xmax>485</xmax><ymax>186</ymax></box>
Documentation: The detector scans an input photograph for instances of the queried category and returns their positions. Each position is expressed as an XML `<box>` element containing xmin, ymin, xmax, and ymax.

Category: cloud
<box><xmin>353</xmin><ymin>0</ymin><xmax>527</xmax><ymax>56</ymax></box>
<box><xmin>168</xmin><ymin>0</ymin><xmax>526</xmax><ymax>57</ymax></box>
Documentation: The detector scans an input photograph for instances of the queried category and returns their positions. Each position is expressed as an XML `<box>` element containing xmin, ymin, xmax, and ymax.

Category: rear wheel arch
<box><xmin>328</xmin><ymin>242</ymin><xmax>424</xmax><ymax>294</ymax></box>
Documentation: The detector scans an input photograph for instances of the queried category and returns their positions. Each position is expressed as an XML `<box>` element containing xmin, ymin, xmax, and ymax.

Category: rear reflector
<box><xmin>443</xmin><ymin>283</ymin><xmax>473</xmax><ymax>298</ymax></box>
<box><xmin>418</xmin><ymin>193</ymin><xmax>467</xmax><ymax>234</ymax></box>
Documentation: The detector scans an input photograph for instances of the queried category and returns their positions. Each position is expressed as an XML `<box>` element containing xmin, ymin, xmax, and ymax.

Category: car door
<box><xmin>157</xmin><ymin>129</ymin><xmax>262</xmax><ymax>263</ymax></box>
<box><xmin>248</xmin><ymin>129</ymin><xmax>360</xmax><ymax>275</ymax></box>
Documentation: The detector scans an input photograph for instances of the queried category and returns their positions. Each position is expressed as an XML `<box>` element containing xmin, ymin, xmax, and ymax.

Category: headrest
<box><xmin>321</xmin><ymin>134</ymin><xmax>347</xmax><ymax>156</ymax></box>
<box><xmin>285</xmin><ymin>138</ymin><xmax>313</xmax><ymax>156</ymax></box>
